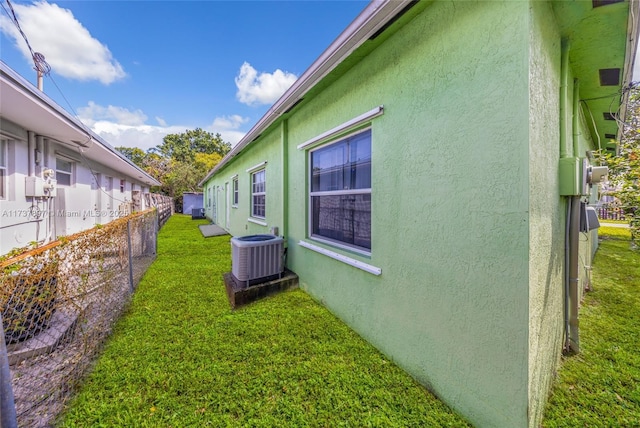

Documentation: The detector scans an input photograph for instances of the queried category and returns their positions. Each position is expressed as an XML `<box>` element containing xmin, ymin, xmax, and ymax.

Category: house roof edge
<box><xmin>199</xmin><ymin>0</ymin><xmax>412</xmax><ymax>186</ymax></box>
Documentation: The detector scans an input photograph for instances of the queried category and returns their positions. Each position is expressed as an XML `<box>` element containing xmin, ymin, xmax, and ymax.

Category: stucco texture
<box><xmin>286</xmin><ymin>2</ymin><xmax>532</xmax><ymax>426</ymax></box>
<box><xmin>526</xmin><ymin>2</ymin><xmax>564</xmax><ymax>426</ymax></box>
<box><xmin>201</xmin><ymin>1</ymin><xmax>608</xmax><ymax>426</ymax></box>
<box><xmin>204</xmin><ymin>126</ymin><xmax>283</xmax><ymax>237</ymax></box>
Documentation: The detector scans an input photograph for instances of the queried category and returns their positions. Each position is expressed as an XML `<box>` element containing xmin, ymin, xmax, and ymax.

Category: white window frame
<box><xmin>232</xmin><ymin>175</ymin><xmax>239</xmax><ymax>207</ymax></box>
<box><xmin>120</xmin><ymin>178</ymin><xmax>126</xmax><ymax>193</ymax></box>
<box><xmin>55</xmin><ymin>156</ymin><xmax>74</xmax><ymax>187</ymax></box>
<box><xmin>250</xmin><ymin>169</ymin><xmax>266</xmax><ymax>219</ymax></box>
<box><xmin>0</xmin><ymin>140</ymin><xmax>7</xmax><ymax>199</ymax></box>
<box><xmin>308</xmin><ymin>127</ymin><xmax>372</xmax><ymax>255</ymax></box>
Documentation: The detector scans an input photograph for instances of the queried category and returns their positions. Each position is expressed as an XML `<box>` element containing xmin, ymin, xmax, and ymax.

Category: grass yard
<box><xmin>542</xmin><ymin>232</ymin><xmax>640</xmax><ymax>426</ymax></box>
<box><xmin>598</xmin><ymin>225</ymin><xmax>632</xmax><ymax>241</ymax></box>
<box><xmin>59</xmin><ymin>215</ymin><xmax>469</xmax><ymax>427</ymax></box>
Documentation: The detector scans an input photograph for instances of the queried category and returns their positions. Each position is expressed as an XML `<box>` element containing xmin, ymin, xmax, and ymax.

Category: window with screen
<box><xmin>309</xmin><ymin>128</ymin><xmax>371</xmax><ymax>252</ymax></box>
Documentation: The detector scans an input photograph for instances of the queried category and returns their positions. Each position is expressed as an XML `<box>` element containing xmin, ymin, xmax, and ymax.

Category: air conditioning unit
<box><xmin>231</xmin><ymin>234</ymin><xmax>284</xmax><ymax>286</ymax></box>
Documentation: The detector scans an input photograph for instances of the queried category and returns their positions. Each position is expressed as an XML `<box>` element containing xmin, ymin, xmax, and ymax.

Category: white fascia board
<box><xmin>200</xmin><ymin>0</ymin><xmax>413</xmax><ymax>181</ymax></box>
<box><xmin>0</xmin><ymin>62</ymin><xmax>159</xmax><ymax>187</ymax></box>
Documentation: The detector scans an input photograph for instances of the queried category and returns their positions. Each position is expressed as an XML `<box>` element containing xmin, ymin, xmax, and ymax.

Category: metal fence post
<box><xmin>0</xmin><ymin>314</ymin><xmax>18</xmax><ymax>428</ymax></box>
<box><xmin>126</xmin><ymin>219</ymin><xmax>135</xmax><ymax>293</ymax></box>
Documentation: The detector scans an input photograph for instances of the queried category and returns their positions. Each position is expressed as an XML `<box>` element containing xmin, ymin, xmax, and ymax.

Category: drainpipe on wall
<box><xmin>559</xmin><ymin>39</ymin><xmax>570</xmax><ymax>160</ymax></box>
<box><xmin>27</xmin><ymin>131</ymin><xmax>35</xmax><ymax>177</ymax></box>
<box><xmin>559</xmin><ymin>38</ymin><xmax>571</xmax><ymax>352</ymax></box>
<box><xmin>281</xmin><ymin>119</ymin><xmax>289</xmax><ymax>240</ymax></box>
<box><xmin>280</xmin><ymin>119</ymin><xmax>289</xmax><ymax>273</ymax></box>
<box><xmin>567</xmin><ymin>78</ymin><xmax>582</xmax><ymax>353</ymax></box>
<box><xmin>559</xmin><ymin>38</ymin><xmax>581</xmax><ymax>354</ymax></box>
<box><xmin>35</xmin><ymin>135</ymin><xmax>44</xmax><ymax>176</ymax></box>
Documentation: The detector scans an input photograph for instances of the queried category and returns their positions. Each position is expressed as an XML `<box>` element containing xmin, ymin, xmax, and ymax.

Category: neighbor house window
<box><xmin>309</xmin><ymin>128</ymin><xmax>371</xmax><ymax>251</ymax></box>
<box><xmin>0</xmin><ymin>140</ymin><xmax>6</xmax><ymax>199</ymax></box>
<box><xmin>56</xmin><ymin>157</ymin><xmax>73</xmax><ymax>186</ymax></box>
<box><xmin>251</xmin><ymin>169</ymin><xmax>266</xmax><ymax>218</ymax></box>
<box><xmin>120</xmin><ymin>179</ymin><xmax>125</xmax><ymax>192</ymax></box>
<box><xmin>232</xmin><ymin>177</ymin><xmax>239</xmax><ymax>207</ymax></box>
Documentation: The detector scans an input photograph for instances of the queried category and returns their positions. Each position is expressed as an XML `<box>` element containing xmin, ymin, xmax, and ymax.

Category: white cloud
<box><xmin>235</xmin><ymin>62</ymin><xmax>297</xmax><ymax>106</ymax></box>
<box><xmin>78</xmin><ymin>101</ymin><xmax>146</xmax><ymax>126</ymax></box>
<box><xmin>77</xmin><ymin>102</ymin><xmax>247</xmax><ymax>150</ymax></box>
<box><xmin>0</xmin><ymin>1</ymin><xmax>125</xmax><ymax>84</ymax></box>
<box><xmin>211</xmin><ymin>115</ymin><xmax>249</xmax><ymax>146</ymax></box>
<box><xmin>90</xmin><ymin>121</ymin><xmax>181</xmax><ymax>151</ymax></box>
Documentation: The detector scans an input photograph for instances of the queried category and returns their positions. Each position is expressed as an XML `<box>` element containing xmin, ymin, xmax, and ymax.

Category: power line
<box><xmin>1</xmin><ymin>0</ymin><xmax>140</xmax><ymax>206</ymax></box>
<box><xmin>1</xmin><ymin>0</ymin><xmax>50</xmax><ymax>77</ymax></box>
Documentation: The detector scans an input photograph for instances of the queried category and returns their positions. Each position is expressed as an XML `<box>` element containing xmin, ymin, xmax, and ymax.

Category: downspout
<box><xmin>559</xmin><ymin>39</ymin><xmax>570</xmax><ymax>160</ymax></box>
<box><xmin>35</xmin><ymin>135</ymin><xmax>44</xmax><ymax>176</ymax></box>
<box><xmin>280</xmin><ymin>119</ymin><xmax>289</xmax><ymax>274</ymax></box>
<box><xmin>27</xmin><ymin>131</ymin><xmax>35</xmax><ymax>177</ymax></box>
<box><xmin>572</xmin><ymin>80</ymin><xmax>580</xmax><ymax>159</ymax></box>
<box><xmin>559</xmin><ymin>38</ymin><xmax>580</xmax><ymax>353</ymax></box>
<box><xmin>281</xmin><ymin>119</ymin><xmax>289</xmax><ymax>240</ymax></box>
<box><xmin>567</xmin><ymin>78</ymin><xmax>581</xmax><ymax>353</ymax></box>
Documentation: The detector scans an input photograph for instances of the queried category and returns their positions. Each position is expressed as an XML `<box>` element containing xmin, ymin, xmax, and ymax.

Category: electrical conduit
<box><xmin>560</xmin><ymin>37</ymin><xmax>580</xmax><ymax>353</ymax></box>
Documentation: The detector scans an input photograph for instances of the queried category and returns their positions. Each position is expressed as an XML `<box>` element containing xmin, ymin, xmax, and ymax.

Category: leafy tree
<box><xmin>116</xmin><ymin>146</ymin><xmax>147</xmax><ymax>167</ymax></box>
<box><xmin>155</xmin><ymin>128</ymin><xmax>230</xmax><ymax>162</ymax></box>
<box><xmin>116</xmin><ymin>129</ymin><xmax>231</xmax><ymax>211</ymax></box>
<box><xmin>597</xmin><ymin>86</ymin><xmax>640</xmax><ymax>248</ymax></box>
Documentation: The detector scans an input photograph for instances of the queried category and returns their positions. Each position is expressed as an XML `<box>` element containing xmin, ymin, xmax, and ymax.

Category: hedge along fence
<box><xmin>0</xmin><ymin>209</ymin><xmax>159</xmax><ymax>428</ymax></box>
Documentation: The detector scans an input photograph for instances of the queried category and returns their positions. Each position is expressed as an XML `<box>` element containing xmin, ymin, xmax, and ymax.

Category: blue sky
<box><xmin>0</xmin><ymin>0</ymin><xmax>368</xmax><ymax>150</ymax></box>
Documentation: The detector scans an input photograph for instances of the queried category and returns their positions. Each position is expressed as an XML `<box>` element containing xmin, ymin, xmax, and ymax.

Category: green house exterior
<box><xmin>201</xmin><ymin>1</ymin><xmax>637</xmax><ymax>426</ymax></box>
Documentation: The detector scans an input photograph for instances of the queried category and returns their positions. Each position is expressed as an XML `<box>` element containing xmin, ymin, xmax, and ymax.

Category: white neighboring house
<box><xmin>0</xmin><ymin>61</ymin><xmax>160</xmax><ymax>256</ymax></box>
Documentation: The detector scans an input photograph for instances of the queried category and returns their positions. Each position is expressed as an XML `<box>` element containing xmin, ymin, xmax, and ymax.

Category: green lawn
<box><xmin>58</xmin><ymin>216</ymin><xmax>640</xmax><ymax>426</ymax></box>
<box><xmin>542</xmin><ymin>233</ymin><xmax>640</xmax><ymax>426</ymax></box>
<box><xmin>599</xmin><ymin>225</ymin><xmax>633</xmax><ymax>240</ymax></box>
<box><xmin>59</xmin><ymin>215</ymin><xmax>469</xmax><ymax>427</ymax></box>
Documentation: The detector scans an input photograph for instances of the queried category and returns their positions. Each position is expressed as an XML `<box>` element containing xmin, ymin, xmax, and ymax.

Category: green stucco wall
<box><xmin>527</xmin><ymin>2</ymin><xmax>601</xmax><ymax>425</ymax></box>
<box><xmin>204</xmin><ymin>126</ymin><xmax>284</xmax><ymax>237</ymax></box>
<box><xmin>527</xmin><ymin>2</ymin><xmax>564</xmax><ymax>426</ymax></box>
<box><xmin>287</xmin><ymin>2</ymin><xmax>532</xmax><ymax>426</ymax></box>
<box><xmin>202</xmin><ymin>1</ymin><xmax>608</xmax><ymax>426</ymax></box>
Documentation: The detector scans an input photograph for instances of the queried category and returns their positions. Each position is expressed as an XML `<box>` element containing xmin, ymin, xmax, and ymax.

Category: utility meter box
<box><xmin>559</xmin><ymin>157</ymin><xmax>588</xmax><ymax>196</ymax></box>
<box><xmin>25</xmin><ymin>176</ymin><xmax>57</xmax><ymax>197</ymax></box>
<box><xmin>25</xmin><ymin>176</ymin><xmax>45</xmax><ymax>197</ymax></box>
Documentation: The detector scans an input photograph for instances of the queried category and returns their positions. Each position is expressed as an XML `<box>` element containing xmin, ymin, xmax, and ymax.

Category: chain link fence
<box><xmin>0</xmin><ymin>209</ymin><xmax>160</xmax><ymax>427</ymax></box>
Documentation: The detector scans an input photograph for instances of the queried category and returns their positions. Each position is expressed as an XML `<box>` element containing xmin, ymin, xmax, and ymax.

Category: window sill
<box><xmin>248</xmin><ymin>217</ymin><xmax>267</xmax><ymax>226</ymax></box>
<box><xmin>298</xmin><ymin>240</ymin><xmax>381</xmax><ymax>276</ymax></box>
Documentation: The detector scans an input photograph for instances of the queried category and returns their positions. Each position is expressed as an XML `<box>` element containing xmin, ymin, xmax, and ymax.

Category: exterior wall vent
<box><xmin>592</xmin><ymin>0</ymin><xmax>623</xmax><ymax>8</ymax></box>
<box><xmin>231</xmin><ymin>234</ymin><xmax>284</xmax><ymax>285</ymax></box>
<box><xmin>599</xmin><ymin>68</ymin><xmax>620</xmax><ymax>86</ymax></box>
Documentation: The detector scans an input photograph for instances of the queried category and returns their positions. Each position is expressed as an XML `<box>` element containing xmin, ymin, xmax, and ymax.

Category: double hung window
<box><xmin>251</xmin><ymin>169</ymin><xmax>266</xmax><ymax>218</ymax></box>
<box><xmin>232</xmin><ymin>177</ymin><xmax>239</xmax><ymax>206</ymax></box>
<box><xmin>309</xmin><ymin>128</ymin><xmax>371</xmax><ymax>251</ymax></box>
<box><xmin>56</xmin><ymin>157</ymin><xmax>73</xmax><ymax>186</ymax></box>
